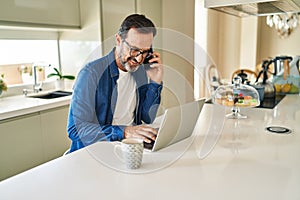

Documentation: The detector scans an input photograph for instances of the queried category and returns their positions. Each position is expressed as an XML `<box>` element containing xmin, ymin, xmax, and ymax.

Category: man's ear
<box><xmin>115</xmin><ymin>34</ymin><xmax>122</xmax><ymax>46</ymax></box>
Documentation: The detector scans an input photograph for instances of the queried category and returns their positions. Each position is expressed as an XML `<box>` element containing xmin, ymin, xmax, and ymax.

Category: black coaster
<box><xmin>265</xmin><ymin>126</ymin><xmax>292</xmax><ymax>134</ymax></box>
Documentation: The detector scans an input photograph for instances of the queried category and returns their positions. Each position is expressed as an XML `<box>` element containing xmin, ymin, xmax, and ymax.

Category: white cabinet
<box><xmin>0</xmin><ymin>105</ymin><xmax>70</xmax><ymax>180</ymax></box>
<box><xmin>100</xmin><ymin>0</ymin><xmax>162</xmax><ymax>54</ymax></box>
<box><xmin>0</xmin><ymin>113</ymin><xmax>44</xmax><ymax>180</ymax></box>
<box><xmin>40</xmin><ymin>106</ymin><xmax>70</xmax><ymax>161</ymax></box>
<box><xmin>100</xmin><ymin>0</ymin><xmax>136</xmax><ymax>54</ymax></box>
<box><xmin>40</xmin><ymin>105</ymin><xmax>71</xmax><ymax>160</ymax></box>
<box><xmin>0</xmin><ymin>0</ymin><xmax>80</xmax><ymax>29</ymax></box>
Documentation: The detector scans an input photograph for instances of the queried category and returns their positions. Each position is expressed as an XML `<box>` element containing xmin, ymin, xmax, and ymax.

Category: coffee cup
<box><xmin>114</xmin><ymin>138</ymin><xmax>144</xmax><ymax>169</ymax></box>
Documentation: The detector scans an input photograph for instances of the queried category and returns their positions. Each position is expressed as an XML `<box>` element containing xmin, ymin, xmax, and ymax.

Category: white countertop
<box><xmin>0</xmin><ymin>92</ymin><xmax>71</xmax><ymax>121</ymax></box>
<box><xmin>0</xmin><ymin>94</ymin><xmax>299</xmax><ymax>200</ymax></box>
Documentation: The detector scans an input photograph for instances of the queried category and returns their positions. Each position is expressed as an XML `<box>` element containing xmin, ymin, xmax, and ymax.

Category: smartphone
<box><xmin>143</xmin><ymin>47</ymin><xmax>154</xmax><ymax>64</ymax></box>
<box><xmin>143</xmin><ymin>47</ymin><xmax>157</xmax><ymax>71</ymax></box>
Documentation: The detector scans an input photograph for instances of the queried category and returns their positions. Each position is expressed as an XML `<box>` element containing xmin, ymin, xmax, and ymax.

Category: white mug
<box><xmin>114</xmin><ymin>138</ymin><xmax>144</xmax><ymax>169</ymax></box>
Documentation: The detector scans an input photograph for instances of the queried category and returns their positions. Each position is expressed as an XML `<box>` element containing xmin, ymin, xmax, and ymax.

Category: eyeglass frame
<box><xmin>122</xmin><ymin>39</ymin><xmax>152</xmax><ymax>58</ymax></box>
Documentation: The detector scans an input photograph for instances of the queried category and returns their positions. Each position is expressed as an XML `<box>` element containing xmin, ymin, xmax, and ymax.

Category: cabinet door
<box><xmin>136</xmin><ymin>0</ymin><xmax>162</xmax><ymax>28</ymax></box>
<box><xmin>40</xmin><ymin>106</ymin><xmax>71</xmax><ymax>161</ymax></box>
<box><xmin>0</xmin><ymin>113</ymin><xmax>44</xmax><ymax>181</ymax></box>
<box><xmin>100</xmin><ymin>0</ymin><xmax>136</xmax><ymax>54</ymax></box>
<box><xmin>0</xmin><ymin>0</ymin><xmax>80</xmax><ymax>29</ymax></box>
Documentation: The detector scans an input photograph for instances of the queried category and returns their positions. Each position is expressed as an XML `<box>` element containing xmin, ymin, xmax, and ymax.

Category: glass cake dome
<box><xmin>212</xmin><ymin>76</ymin><xmax>260</xmax><ymax>119</ymax></box>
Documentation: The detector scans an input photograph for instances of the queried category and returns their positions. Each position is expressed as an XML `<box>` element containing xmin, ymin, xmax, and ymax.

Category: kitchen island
<box><xmin>0</xmin><ymin>95</ymin><xmax>299</xmax><ymax>200</ymax></box>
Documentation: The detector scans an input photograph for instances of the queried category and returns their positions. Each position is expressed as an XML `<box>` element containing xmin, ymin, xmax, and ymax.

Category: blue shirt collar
<box><xmin>108</xmin><ymin>48</ymin><xmax>119</xmax><ymax>78</ymax></box>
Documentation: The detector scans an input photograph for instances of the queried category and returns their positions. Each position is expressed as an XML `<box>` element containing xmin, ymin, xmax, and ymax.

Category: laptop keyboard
<box><xmin>143</xmin><ymin>127</ymin><xmax>159</xmax><ymax>150</ymax></box>
<box><xmin>143</xmin><ymin>140</ymin><xmax>155</xmax><ymax>150</ymax></box>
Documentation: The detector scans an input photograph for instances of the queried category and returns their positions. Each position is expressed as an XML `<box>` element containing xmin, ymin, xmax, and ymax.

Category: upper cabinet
<box><xmin>0</xmin><ymin>0</ymin><xmax>81</xmax><ymax>30</ymax></box>
<box><xmin>100</xmin><ymin>0</ymin><xmax>162</xmax><ymax>55</ymax></box>
<box><xmin>100</xmin><ymin>0</ymin><xmax>136</xmax><ymax>54</ymax></box>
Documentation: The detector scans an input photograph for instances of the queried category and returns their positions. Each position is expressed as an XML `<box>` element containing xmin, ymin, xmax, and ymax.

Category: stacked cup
<box><xmin>114</xmin><ymin>138</ymin><xmax>144</xmax><ymax>169</ymax></box>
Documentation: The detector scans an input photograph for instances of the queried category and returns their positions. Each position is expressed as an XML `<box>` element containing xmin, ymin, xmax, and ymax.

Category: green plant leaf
<box><xmin>47</xmin><ymin>73</ymin><xmax>60</xmax><ymax>79</ymax></box>
<box><xmin>62</xmin><ymin>75</ymin><xmax>75</xmax><ymax>80</ymax></box>
<box><xmin>47</xmin><ymin>67</ymin><xmax>75</xmax><ymax>80</ymax></box>
<box><xmin>53</xmin><ymin>67</ymin><xmax>61</xmax><ymax>76</ymax></box>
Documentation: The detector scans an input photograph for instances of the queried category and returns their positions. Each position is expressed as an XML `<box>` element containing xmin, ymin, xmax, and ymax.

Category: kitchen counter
<box><xmin>0</xmin><ymin>92</ymin><xmax>71</xmax><ymax>121</ymax></box>
<box><xmin>0</xmin><ymin>94</ymin><xmax>299</xmax><ymax>200</ymax></box>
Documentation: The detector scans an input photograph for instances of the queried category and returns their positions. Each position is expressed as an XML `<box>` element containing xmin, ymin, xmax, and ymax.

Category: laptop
<box><xmin>144</xmin><ymin>98</ymin><xmax>205</xmax><ymax>152</ymax></box>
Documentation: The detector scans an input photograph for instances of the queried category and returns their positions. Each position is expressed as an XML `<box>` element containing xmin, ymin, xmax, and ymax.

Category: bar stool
<box><xmin>206</xmin><ymin>64</ymin><xmax>222</xmax><ymax>93</ymax></box>
<box><xmin>231</xmin><ymin>69</ymin><xmax>257</xmax><ymax>84</ymax></box>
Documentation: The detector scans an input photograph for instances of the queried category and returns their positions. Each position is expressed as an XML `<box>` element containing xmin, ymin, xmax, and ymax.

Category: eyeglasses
<box><xmin>122</xmin><ymin>40</ymin><xmax>151</xmax><ymax>58</ymax></box>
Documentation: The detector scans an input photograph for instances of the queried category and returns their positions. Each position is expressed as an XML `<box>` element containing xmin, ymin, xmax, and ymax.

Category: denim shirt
<box><xmin>67</xmin><ymin>49</ymin><xmax>163</xmax><ymax>153</ymax></box>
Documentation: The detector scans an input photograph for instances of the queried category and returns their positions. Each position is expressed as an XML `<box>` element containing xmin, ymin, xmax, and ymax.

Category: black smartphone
<box><xmin>143</xmin><ymin>46</ymin><xmax>157</xmax><ymax>70</ymax></box>
<box><xmin>143</xmin><ymin>47</ymin><xmax>154</xmax><ymax>64</ymax></box>
<box><xmin>143</xmin><ymin>47</ymin><xmax>157</xmax><ymax>70</ymax></box>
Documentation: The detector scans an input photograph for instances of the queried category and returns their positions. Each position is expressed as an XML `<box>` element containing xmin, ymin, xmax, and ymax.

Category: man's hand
<box><xmin>146</xmin><ymin>52</ymin><xmax>163</xmax><ymax>84</ymax></box>
<box><xmin>124</xmin><ymin>125</ymin><xmax>158</xmax><ymax>143</ymax></box>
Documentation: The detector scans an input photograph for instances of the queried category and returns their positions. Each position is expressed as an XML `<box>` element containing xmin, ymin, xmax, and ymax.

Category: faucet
<box><xmin>33</xmin><ymin>65</ymin><xmax>42</xmax><ymax>93</ymax></box>
<box><xmin>23</xmin><ymin>63</ymin><xmax>51</xmax><ymax>96</ymax></box>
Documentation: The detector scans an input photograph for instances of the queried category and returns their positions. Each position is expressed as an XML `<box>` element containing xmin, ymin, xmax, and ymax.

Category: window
<box><xmin>0</xmin><ymin>39</ymin><xmax>59</xmax><ymax>85</ymax></box>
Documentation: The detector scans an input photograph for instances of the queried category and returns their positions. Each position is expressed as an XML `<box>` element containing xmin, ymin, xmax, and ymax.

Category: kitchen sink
<box><xmin>27</xmin><ymin>90</ymin><xmax>72</xmax><ymax>99</ymax></box>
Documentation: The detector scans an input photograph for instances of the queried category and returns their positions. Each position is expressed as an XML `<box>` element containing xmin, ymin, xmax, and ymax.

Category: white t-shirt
<box><xmin>112</xmin><ymin>69</ymin><xmax>137</xmax><ymax>126</ymax></box>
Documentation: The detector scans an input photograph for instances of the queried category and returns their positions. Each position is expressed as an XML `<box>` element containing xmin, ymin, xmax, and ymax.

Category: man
<box><xmin>67</xmin><ymin>14</ymin><xmax>163</xmax><ymax>153</ymax></box>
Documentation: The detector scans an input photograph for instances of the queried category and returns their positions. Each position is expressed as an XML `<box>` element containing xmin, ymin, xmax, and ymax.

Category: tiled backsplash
<box><xmin>0</xmin><ymin>63</ymin><xmax>45</xmax><ymax>85</ymax></box>
<box><xmin>0</xmin><ymin>63</ymin><xmax>75</xmax><ymax>98</ymax></box>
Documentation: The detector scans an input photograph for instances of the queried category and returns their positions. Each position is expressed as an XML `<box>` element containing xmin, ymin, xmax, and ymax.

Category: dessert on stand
<box><xmin>213</xmin><ymin>76</ymin><xmax>260</xmax><ymax>119</ymax></box>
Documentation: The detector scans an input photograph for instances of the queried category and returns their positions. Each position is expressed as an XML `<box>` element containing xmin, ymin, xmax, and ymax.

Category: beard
<box><xmin>118</xmin><ymin>51</ymin><xmax>140</xmax><ymax>73</ymax></box>
<box><xmin>121</xmin><ymin>60</ymin><xmax>139</xmax><ymax>72</ymax></box>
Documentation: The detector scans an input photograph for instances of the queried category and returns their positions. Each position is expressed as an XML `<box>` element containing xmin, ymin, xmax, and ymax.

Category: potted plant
<box><xmin>47</xmin><ymin>67</ymin><xmax>75</xmax><ymax>90</ymax></box>
<box><xmin>0</xmin><ymin>74</ymin><xmax>8</xmax><ymax>96</ymax></box>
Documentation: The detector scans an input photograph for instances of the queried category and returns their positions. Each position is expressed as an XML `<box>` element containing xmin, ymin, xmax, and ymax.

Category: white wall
<box><xmin>257</xmin><ymin>16</ymin><xmax>300</xmax><ymax>61</ymax></box>
<box><xmin>59</xmin><ymin>0</ymin><xmax>101</xmax><ymax>83</ymax></box>
<box><xmin>204</xmin><ymin>11</ymin><xmax>300</xmax><ymax>82</ymax></box>
<box><xmin>161</xmin><ymin>0</ymin><xmax>195</xmax><ymax>107</ymax></box>
<box><xmin>205</xmin><ymin>10</ymin><xmax>242</xmax><ymax>79</ymax></box>
<box><xmin>240</xmin><ymin>17</ymin><xmax>258</xmax><ymax>70</ymax></box>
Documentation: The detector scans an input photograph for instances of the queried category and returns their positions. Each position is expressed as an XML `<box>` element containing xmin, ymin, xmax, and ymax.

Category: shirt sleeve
<box><xmin>139</xmin><ymin>81</ymin><xmax>163</xmax><ymax>124</ymax></box>
<box><xmin>68</xmin><ymin>65</ymin><xmax>124</xmax><ymax>147</ymax></box>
